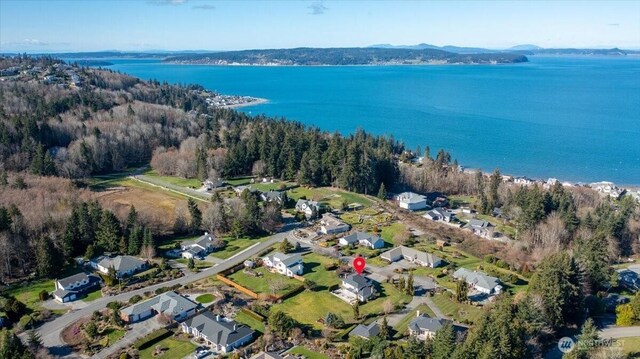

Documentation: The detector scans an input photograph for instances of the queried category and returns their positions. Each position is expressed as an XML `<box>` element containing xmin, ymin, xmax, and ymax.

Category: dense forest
<box><xmin>164</xmin><ymin>47</ymin><xmax>529</xmax><ymax>65</ymax></box>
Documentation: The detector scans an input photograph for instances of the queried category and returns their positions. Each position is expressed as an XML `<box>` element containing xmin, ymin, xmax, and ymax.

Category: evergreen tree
<box><xmin>26</xmin><ymin>330</ymin><xmax>42</xmax><ymax>352</ymax></box>
<box><xmin>127</xmin><ymin>225</ymin><xmax>142</xmax><ymax>255</ymax></box>
<box><xmin>431</xmin><ymin>323</ymin><xmax>456</xmax><ymax>359</ymax></box>
<box><xmin>377</xmin><ymin>182</ymin><xmax>387</xmax><ymax>200</ymax></box>
<box><xmin>455</xmin><ymin>279</ymin><xmax>468</xmax><ymax>303</ymax></box>
<box><xmin>36</xmin><ymin>236</ymin><xmax>62</xmax><ymax>278</ymax></box>
<box><xmin>352</xmin><ymin>300</ymin><xmax>360</xmax><ymax>320</ymax></box>
<box><xmin>142</xmin><ymin>226</ymin><xmax>155</xmax><ymax>248</ymax></box>
<box><xmin>489</xmin><ymin>168</ymin><xmax>501</xmax><ymax>210</ymax></box>
<box><xmin>0</xmin><ymin>329</ymin><xmax>34</xmax><ymax>359</ymax></box>
<box><xmin>379</xmin><ymin>316</ymin><xmax>390</xmax><ymax>340</ymax></box>
<box><xmin>125</xmin><ymin>205</ymin><xmax>138</xmax><ymax>237</ymax></box>
<box><xmin>187</xmin><ymin>199</ymin><xmax>202</xmax><ymax>234</ymax></box>
<box><xmin>406</xmin><ymin>273</ymin><xmax>414</xmax><ymax>295</ymax></box>
<box><xmin>118</xmin><ymin>236</ymin><xmax>127</xmax><ymax>254</ymax></box>
<box><xmin>0</xmin><ymin>171</ymin><xmax>7</xmax><ymax>187</ymax></box>
<box><xmin>279</xmin><ymin>238</ymin><xmax>293</xmax><ymax>253</ymax></box>
<box><xmin>96</xmin><ymin>210</ymin><xmax>120</xmax><ymax>252</ymax></box>
<box><xmin>187</xmin><ymin>257</ymin><xmax>195</xmax><ymax>270</ymax></box>
<box><xmin>574</xmin><ymin>233</ymin><xmax>609</xmax><ymax>293</ymax></box>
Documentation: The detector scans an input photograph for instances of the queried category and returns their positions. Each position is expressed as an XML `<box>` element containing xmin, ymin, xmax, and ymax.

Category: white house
<box><xmin>380</xmin><ymin>246</ymin><xmax>443</xmax><ymax>268</ymax></box>
<box><xmin>90</xmin><ymin>255</ymin><xmax>147</xmax><ymax>278</ymax></box>
<box><xmin>463</xmin><ymin>219</ymin><xmax>493</xmax><ymax>238</ymax></box>
<box><xmin>320</xmin><ymin>213</ymin><xmax>350</xmax><ymax>235</ymax></box>
<box><xmin>396</xmin><ymin>192</ymin><xmax>428</xmax><ymax>211</ymax></box>
<box><xmin>182</xmin><ymin>233</ymin><xmax>217</xmax><ymax>259</ymax></box>
<box><xmin>513</xmin><ymin>177</ymin><xmax>534</xmax><ymax>186</ymax></box>
<box><xmin>52</xmin><ymin>273</ymin><xmax>101</xmax><ymax>303</ymax></box>
<box><xmin>295</xmin><ymin>199</ymin><xmax>320</xmax><ymax>219</ymax></box>
<box><xmin>341</xmin><ymin>274</ymin><xmax>376</xmax><ymax>302</ymax></box>
<box><xmin>453</xmin><ymin>268</ymin><xmax>502</xmax><ymax>295</ymax></box>
<box><xmin>119</xmin><ymin>291</ymin><xmax>199</xmax><ymax>323</ymax></box>
<box><xmin>408</xmin><ymin>314</ymin><xmax>448</xmax><ymax>340</ymax></box>
<box><xmin>423</xmin><ymin>208</ymin><xmax>455</xmax><ymax>223</ymax></box>
<box><xmin>591</xmin><ymin>181</ymin><xmax>625</xmax><ymax>199</ymax></box>
<box><xmin>181</xmin><ymin>312</ymin><xmax>255</xmax><ymax>354</ymax></box>
<box><xmin>262</xmin><ymin>252</ymin><xmax>304</xmax><ymax>277</ymax></box>
<box><xmin>339</xmin><ymin>232</ymin><xmax>385</xmax><ymax>249</ymax></box>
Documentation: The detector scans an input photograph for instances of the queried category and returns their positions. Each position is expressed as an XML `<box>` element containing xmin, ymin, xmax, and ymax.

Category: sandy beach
<box><xmin>220</xmin><ymin>97</ymin><xmax>268</xmax><ymax>109</ymax></box>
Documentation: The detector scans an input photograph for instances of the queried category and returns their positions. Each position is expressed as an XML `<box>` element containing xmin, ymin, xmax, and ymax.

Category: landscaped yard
<box><xmin>138</xmin><ymin>336</ymin><xmax>197</xmax><ymax>359</ymax></box>
<box><xmin>302</xmin><ymin>253</ymin><xmax>341</xmax><ymax>289</ymax></box>
<box><xmin>393</xmin><ymin>303</ymin><xmax>436</xmax><ymax>338</ymax></box>
<box><xmin>272</xmin><ymin>291</ymin><xmax>353</xmax><ymax>329</ymax></box>
<box><xmin>175</xmin><ymin>258</ymin><xmax>212</xmax><ymax>270</ymax></box>
<box><xmin>210</xmin><ymin>236</ymin><xmax>265</xmax><ymax>259</ymax></box>
<box><xmin>287</xmin><ymin>346</ymin><xmax>330</xmax><ymax>359</ymax></box>
<box><xmin>142</xmin><ymin>169</ymin><xmax>202</xmax><ymax>188</ymax></box>
<box><xmin>195</xmin><ymin>294</ymin><xmax>214</xmax><ymax>303</ymax></box>
<box><xmin>83</xmin><ymin>288</ymin><xmax>103</xmax><ymax>302</ymax></box>
<box><xmin>287</xmin><ymin>186</ymin><xmax>373</xmax><ymax>210</ymax></box>
<box><xmin>430</xmin><ymin>293</ymin><xmax>484</xmax><ymax>324</ymax></box>
<box><xmin>104</xmin><ymin>328</ymin><xmax>126</xmax><ymax>345</ymax></box>
<box><xmin>380</xmin><ymin>222</ymin><xmax>408</xmax><ymax>245</ymax></box>
<box><xmin>234</xmin><ymin>310</ymin><xmax>266</xmax><ymax>334</ymax></box>
<box><xmin>360</xmin><ymin>283</ymin><xmax>412</xmax><ymax>318</ymax></box>
<box><xmin>226</xmin><ymin>176</ymin><xmax>253</xmax><ymax>186</ymax></box>
<box><xmin>5</xmin><ymin>279</ymin><xmax>55</xmax><ymax>310</ymax></box>
<box><xmin>227</xmin><ymin>267</ymin><xmax>302</xmax><ymax>296</ymax></box>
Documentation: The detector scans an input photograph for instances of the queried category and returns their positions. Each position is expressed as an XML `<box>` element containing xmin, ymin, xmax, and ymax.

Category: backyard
<box><xmin>430</xmin><ymin>292</ymin><xmax>484</xmax><ymax>324</ymax></box>
<box><xmin>227</xmin><ymin>267</ymin><xmax>302</xmax><ymax>296</ymax></box>
<box><xmin>287</xmin><ymin>346</ymin><xmax>330</xmax><ymax>359</ymax></box>
<box><xmin>393</xmin><ymin>303</ymin><xmax>436</xmax><ymax>338</ymax></box>
<box><xmin>138</xmin><ymin>336</ymin><xmax>196</xmax><ymax>359</ymax></box>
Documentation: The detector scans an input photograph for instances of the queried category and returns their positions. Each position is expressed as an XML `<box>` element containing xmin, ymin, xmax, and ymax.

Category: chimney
<box><xmin>233</xmin><ymin>324</ymin><xmax>237</xmax><ymax>331</ymax></box>
<box><xmin>416</xmin><ymin>310</ymin><xmax>420</xmax><ymax>318</ymax></box>
<box><xmin>216</xmin><ymin>315</ymin><xmax>220</xmax><ymax>322</ymax></box>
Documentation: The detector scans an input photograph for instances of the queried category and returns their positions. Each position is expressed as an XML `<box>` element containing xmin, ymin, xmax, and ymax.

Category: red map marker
<box><xmin>353</xmin><ymin>257</ymin><xmax>366</xmax><ymax>275</ymax></box>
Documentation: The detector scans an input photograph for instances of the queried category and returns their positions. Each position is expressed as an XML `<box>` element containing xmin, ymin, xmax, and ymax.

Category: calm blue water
<box><xmin>101</xmin><ymin>57</ymin><xmax>640</xmax><ymax>185</ymax></box>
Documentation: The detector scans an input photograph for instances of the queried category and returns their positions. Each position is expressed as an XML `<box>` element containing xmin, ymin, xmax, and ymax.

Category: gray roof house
<box><xmin>295</xmin><ymin>199</ymin><xmax>320</xmax><ymax>219</ymax></box>
<box><xmin>423</xmin><ymin>208</ymin><xmax>455</xmax><ymax>223</ymax></box>
<box><xmin>181</xmin><ymin>311</ymin><xmax>255</xmax><ymax>354</ymax></box>
<box><xmin>396</xmin><ymin>192</ymin><xmax>428</xmax><ymax>211</ymax></box>
<box><xmin>349</xmin><ymin>322</ymin><xmax>381</xmax><ymax>339</ymax></box>
<box><xmin>408</xmin><ymin>314</ymin><xmax>449</xmax><ymax>340</ymax></box>
<box><xmin>262</xmin><ymin>252</ymin><xmax>304</xmax><ymax>277</ymax></box>
<box><xmin>53</xmin><ymin>273</ymin><xmax>101</xmax><ymax>303</ymax></box>
<box><xmin>91</xmin><ymin>255</ymin><xmax>147</xmax><ymax>278</ymax></box>
<box><xmin>120</xmin><ymin>291</ymin><xmax>199</xmax><ymax>323</ymax></box>
<box><xmin>380</xmin><ymin>246</ymin><xmax>443</xmax><ymax>268</ymax></box>
<box><xmin>181</xmin><ymin>233</ymin><xmax>216</xmax><ymax>259</ymax></box>
<box><xmin>339</xmin><ymin>232</ymin><xmax>385</xmax><ymax>249</ymax></box>
<box><xmin>463</xmin><ymin>219</ymin><xmax>493</xmax><ymax>238</ymax></box>
<box><xmin>260</xmin><ymin>190</ymin><xmax>285</xmax><ymax>204</ymax></box>
<box><xmin>320</xmin><ymin>213</ymin><xmax>350</xmax><ymax>235</ymax></box>
<box><xmin>341</xmin><ymin>274</ymin><xmax>376</xmax><ymax>302</ymax></box>
<box><xmin>453</xmin><ymin>268</ymin><xmax>502</xmax><ymax>295</ymax></box>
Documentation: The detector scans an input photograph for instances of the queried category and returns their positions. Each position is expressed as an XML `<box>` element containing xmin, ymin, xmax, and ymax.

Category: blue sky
<box><xmin>1</xmin><ymin>0</ymin><xmax>638</xmax><ymax>52</ymax></box>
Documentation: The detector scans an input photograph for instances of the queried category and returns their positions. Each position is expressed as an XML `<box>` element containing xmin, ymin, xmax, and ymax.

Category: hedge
<box><xmin>134</xmin><ymin>328</ymin><xmax>172</xmax><ymax>350</ymax></box>
<box><xmin>240</xmin><ymin>308</ymin><xmax>265</xmax><ymax>321</ymax></box>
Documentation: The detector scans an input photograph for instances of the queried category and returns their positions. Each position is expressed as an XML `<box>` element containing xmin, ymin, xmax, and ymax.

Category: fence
<box><xmin>215</xmin><ymin>274</ymin><xmax>259</xmax><ymax>299</ymax></box>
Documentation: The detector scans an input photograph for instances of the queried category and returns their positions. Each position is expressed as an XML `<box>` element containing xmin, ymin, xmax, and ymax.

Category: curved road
<box><xmin>37</xmin><ymin>228</ymin><xmax>294</xmax><ymax>357</ymax></box>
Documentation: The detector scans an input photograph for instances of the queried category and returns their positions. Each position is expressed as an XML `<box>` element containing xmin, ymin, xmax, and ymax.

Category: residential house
<box><xmin>234</xmin><ymin>185</ymin><xmax>258</xmax><ymax>196</ymax></box>
<box><xmin>339</xmin><ymin>232</ymin><xmax>385</xmax><ymax>249</ymax></box>
<box><xmin>513</xmin><ymin>177</ymin><xmax>534</xmax><ymax>186</ymax></box>
<box><xmin>90</xmin><ymin>255</ymin><xmax>148</xmax><ymax>278</ymax></box>
<box><xmin>423</xmin><ymin>208</ymin><xmax>455</xmax><ymax>223</ymax></box>
<box><xmin>320</xmin><ymin>213</ymin><xmax>350</xmax><ymax>235</ymax></box>
<box><xmin>182</xmin><ymin>233</ymin><xmax>216</xmax><ymax>259</ymax></box>
<box><xmin>591</xmin><ymin>181</ymin><xmax>625</xmax><ymax>199</ymax></box>
<box><xmin>181</xmin><ymin>312</ymin><xmax>255</xmax><ymax>354</ymax></box>
<box><xmin>262</xmin><ymin>252</ymin><xmax>304</xmax><ymax>277</ymax></box>
<box><xmin>204</xmin><ymin>179</ymin><xmax>225</xmax><ymax>190</ymax></box>
<box><xmin>408</xmin><ymin>314</ymin><xmax>448</xmax><ymax>340</ymax></box>
<box><xmin>260</xmin><ymin>190</ymin><xmax>285</xmax><ymax>204</ymax></box>
<box><xmin>249</xmin><ymin>352</ymin><xmax>298</xmax><ymax>359</ymax></box>
<box><xmin>380</xmin><ymin>246</ymin><xmax>443</xmax><ymax>268</ymax></box>
<box><xmin>396</xmin><ymin>192</ymin><xmax>428</xmax><ymax>211</ymax></box>
<box><xmin>617</xmin><ymin>267</ymin><xmax>640</xmax><ymax>291</ymax></box>
<box><xmin>431</xmin><ymin>196</ymin><xmax>449</xmax><ymax>208</ymax></box>
<box><xmin>463</xmin><ymin>219</ymin><xmax>493</xmax><ymax>238</ymax></box>
<box><xmin>341</xmin><ymin>274</ymin><xmax>376</xmax><ymax>302</ymax></box>
<box><xmin>295</xmin><ymin>199</ymin><xmax>320</xmax><ymax>219</ymax></box>
<box><xmin>349</xmin><ymin>322</ymin><xmax>381</xmax><ymax>340</ymax></box>
<box><xmin>119</xmin><ymin>291</ymin><xmax>198</xmax><ymax>323</ymax></box>
<box><xmin>453</xmin><ymin>268</ymin><xmax>502</xmax><ymax>295</ymax></box>
<box><xmin>52</xmin><ymin>273</ymin><xmax>101</xmax><ymax>303</ymax></box>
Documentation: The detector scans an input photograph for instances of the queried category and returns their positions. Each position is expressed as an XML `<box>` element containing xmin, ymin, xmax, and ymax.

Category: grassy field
<box><xmin>83</xmin><ymin>288</ymin><xmax>103</xmax><ymax>302</ymax></box>
<box><xmin>430</xmin><ymin>293</ymin><xmax>484</xmax><ymax>324</ymax></box>
<box><xmin>104</xmin><ymin>328</ymin><xmax>126</xmax><ymax>345</ymax></box>
<box><xmin>234</xmin><ymin>310</ymin><xmax>266</xmax><ymax>334</ymax></box>
<box><xmin>287</xmin><ymin>346</ymin><xmax>330</xmax><ymax>359</ymax></box>
<box><xmin>227</xmin><ymin>267</ymin><xmax>302</xmax><ymax>295</ymax></box>
<box><xmin>622</xmin><ymin>337</ymin><xmax>640</xmax><ymax>357</ymax></box>
<box><xmin>175</xmin><ymin>258</ymin><xmax>213</xmax><ymax>270</ymax></box>
<box><xmin>302</xmin><ymin>253</ymin><xmax>341</xmax><ymax>289</ymax></box>
<box><xmin>142</xmin><ymin>169</ymin><xmax>202</xmax><ymax>188</ymax></box>
<box><xmin>341</xmin><ymin>207</ymin><xmax>393</xmax><ymax>232</ymax></box>
<box><xmin>360</xmin><ymin>283</ymin><xmax>412</xmax><ymax>318</ymax></box>
<box><xmin>210</xmin><ymin>236</ymin><xmax>265</xmax><ymax>259</ymax></box>
<box><xmin>5</xmin><ymin>279</ymin><xmax>55</xmax><ymax>310</ymax></box>
<box><xmin>138</xmin><ymin>336</ymin><xmax>196</xmax><ymax>359</ymax></box>
<box><xmin>287</xmin><ymin>186</ymin><xmax>373</xmax><ymax>210</ymax></box>
<box><xmin>272</xmin><ymin>291</ymin><xmax>353</xmax><ymax>329</ymax></box>
<box><xmin>195</xmin><ymin>294</ymin><xmax>214</xmax><ymax>303</ymax></box>
<box><xmin>380</xmin><ymin>222</ymin><xmax>407</xmax><ymax>245</ymax></box>
<box><xmin>449</xmin><ymin>195</ymin><xmax>477</xmax><ymax>208</ymax></box>
<box><xmin>393</xmin><ymin>303</ymin><xmax>436</xmax><ymax>338</ymax></box>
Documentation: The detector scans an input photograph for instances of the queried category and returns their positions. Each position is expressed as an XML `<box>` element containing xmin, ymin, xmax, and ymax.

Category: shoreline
<box><xmin>219</xmin><ymin>97</ymin><xmax>268</xmax><ymax>109</ymax></box>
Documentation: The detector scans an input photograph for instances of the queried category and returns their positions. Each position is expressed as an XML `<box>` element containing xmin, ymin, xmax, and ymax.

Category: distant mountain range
<box><xmin>368</xmin><ymin>43</ymin><xmax>637</xmax><ymax>56</ymax></box>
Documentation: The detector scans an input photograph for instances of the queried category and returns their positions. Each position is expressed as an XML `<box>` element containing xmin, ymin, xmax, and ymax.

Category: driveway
<box><xmin>33</xmin><ymin>226</ymin><xmax>297</xmax><ymax>358</ymax></box>
<box><xmin>91</xmin><ymin>319</ymin><xmax>164</xmax><ymax>359</ymax></box>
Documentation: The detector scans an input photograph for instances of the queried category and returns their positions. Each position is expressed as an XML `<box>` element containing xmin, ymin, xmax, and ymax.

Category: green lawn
<box><xmin>302</xmin><ymin>253</ymin><xmax>341</xmax><ymax>289</ymax></box>
<box><xmin>393</xmin><ymin>303</ymin><xmax>436</xmax><ymax>338</ymax></box>
<box><xmin>195</xmin><ymin>294</ymin><xmax>214</xmax><ymax>303</ymax></box>
<box><xmin>252</xmin><ymin>181</ymin><xmax>294</xmax><ymax>192</ymax></box>
<box><xmin>175</xmin><ymin>258</ymin><xmax>212</xmax><ymax>270</ymax></box>
<box><xmin>210</xmin><ymin>236</ymin><xmax>265</xmax><ymax>260</ymax></box>
<box><xmin>227</xmin><ymin>267</ymin><xmax>302</xmax><ymax>295</ymax></box>
<box><xmin>104</xmin><ymin>328</ymin><xmax>126</xmax><ymax>345</ymax></box>
<box><xmin>226</xmin><ymin>177</ymin><xmax>253</xmax><ymax>186</ymax></box>
<box><xmin>138</xmin><ymin>336</ymin><xmax>197</xmax><ymax>359</ymax></box>
<box><xmin>430</xmin><ymin>293</ymin><xmax>484</xmax><ymax>324</ymax></box>
<box><xmin>287</xmin><ymin>346</ymin><xmax>330</xmax><ymax>359</ymax></box>
<box><xmin>360</xmin><ymin>283</ymin><xmax>412</xmax><ymax>318</ymax></box>
<box><xmin>287</xmin><ymin>186</ymin><xmax>373</xmax><ymax>210</ymax></box>
<box><xmin>622</xmin><ymin>337</ymin><xmax>640</xmax><ymax>357</ymax></box>
<box><xmin>234</xmin><ymin>310</ymin><xmax>266</xmax><ymax>334</ymax></box>
<box><xmin>449</xmin><ymin>195</ymin><xmax>477</xmax><ymax>209</ymax></box>
<box><xmin>272</xmin><ymin>291</ymin><xmax>353</xmax><ymax>329</ymax></box>
<box><xmin>380</xmin><ymin>222</ymin><xmax>407</xmax><ymax>245</ymax></box>
<box><xmin>83</xmin><ymin>288</ymin><xmax>103</xmax><ymax>302</ymax></box>
<box><xmin>142</xmin><ymin>169</ymin><xmax>202</xmax><ymax>188</ymax></box>
<box><xmin>5</xmin><ymin>279</ymin><xmax>55</xmax><ymax>310</ymax></box>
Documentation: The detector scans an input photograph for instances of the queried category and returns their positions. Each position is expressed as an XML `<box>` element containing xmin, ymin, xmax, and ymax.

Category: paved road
<box><xmin>37</xmin><ymin>227</ymin><xmax>295</xmax><ymax>358</ymax></box>
<box><xmin>599</xmin><ymin>325</ymin><xmax>640</xmax><ymax>338</ymax></box>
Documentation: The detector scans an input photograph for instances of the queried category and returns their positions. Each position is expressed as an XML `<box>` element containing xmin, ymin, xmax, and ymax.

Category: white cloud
<box><xmin>308</xmin><ymin>1</ymin><xmax>328</xmax><ymax>15</ymax></box>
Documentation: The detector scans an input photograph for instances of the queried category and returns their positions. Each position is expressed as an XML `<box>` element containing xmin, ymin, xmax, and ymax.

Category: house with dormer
<box><xmin>341</xmin><ymin>274</ymin><xmax>376</xmax><ymax>302</ymax></box>
<box><xmin>262</xmin><ymin>252</ymin><xmax>304</xmax><ymax>277</ymax></box>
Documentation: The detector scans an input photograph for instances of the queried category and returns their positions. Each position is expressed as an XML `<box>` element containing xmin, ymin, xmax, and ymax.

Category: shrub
<box><xmin>129</xmin><ymin>295</ymin><xmax>143</xmax><ymax>304</ymax></box>
<box><xmin>495</xmin><ymin>259</ymin><xmax>508</xmax><ymax>269</ymax></box>
<box><xmin>106</xmin><ymin>301</ymin><xmax>122</xmax><ymax>310</ymax></box>
<box><xmin>134</xmin><ymin>329</ymin><xmax>172</xmax><ymax>350</ymax></box>
<box><xmin>38</xmin><ymin>290</ymin><xmax>49</xmax><ymax>301</ymax></box>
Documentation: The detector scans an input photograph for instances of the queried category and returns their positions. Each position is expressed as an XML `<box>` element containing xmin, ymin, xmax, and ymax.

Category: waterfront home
<box><xmin>295</xmin><ymin>199</ymin><xmax>320</xmax><ymax>219</ymax></box>
<box><xmin>181</xmin><ymin>312</ymin><xmax>255</xmax><ymax>354</ymax></box>
<box><xmin>341</xmin><ymin>274</ymin><xmax>376</xmax><ymax>302</ymax></box>
<box><xmin>463</xmin><ymin>219</ymin><xmax>493</xmax><ymax>238</ymax></box>
<box><xmin>380</xmin><ymin>246</ymin><xmax>443</xmax><ymax>268</ymax></box>
<box><xmin>181</xmin><ymin>232</ymin><xmax>216</xmax><ymax>259</ymax></box>
<box><xmin>52</xmin><ymin>273</ymin><xmax>101</xmax><ymax>303</ymax></box>
<box><xmin>320</xmin><ymin>213</ymin><xmax>350</xmax><ymax>235</ymax></box>
<box><xmin>513</xmin><ymin>176</ymin><xmax>534</xmax><ymax>186</ymax></box>
<box><xmin>339</xmin><ymin>232</ymin><xmax>385</xmax><ymax>249</ymax></box>
<box><xmin>262</xmin><ymin>252</ymin><xmax>304</xmax><ymax>277</ymax></box>
<box><xmin>349</xmin><ymin>322</ymin><xmax>381</xmax><ymax>340</ymax></box>
<box><xmin>453</xmin><ymin>268</ymin><xmax>502</xmax><ymax>295</ymax></box>
<box><xmin>90</xmin><ymin>255</ymin><xmax>147</xmax><ymax>278</ymax></box>
<box><xmin>396</xmin><ymin>192</ymin><xmax>428</xmax><ymax>211</ymax></box>
<box><xmin>119</xmin><ymin>291</ymin><xmax>198</xmax><ymax>323</ymax></box>
<box><xmin>423</xmin><ymin>208</ymin><xmax>455</xmax><ymax>223</ymax></box>
<box><xmin>408</xmin><ymin>314</ymin><xmax>448</xmax><ymax>340</ymax></box>
<box><xmin>591</xmin><ymin>181</ymin><xmax>625</xmax><ymax>199</ymax></box>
